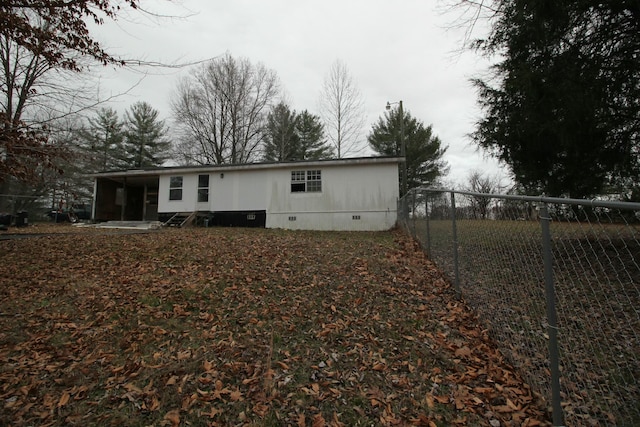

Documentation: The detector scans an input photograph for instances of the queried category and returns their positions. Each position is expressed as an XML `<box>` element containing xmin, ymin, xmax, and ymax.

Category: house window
<box><xmin>291</xmin><ymin>171</ymin><xmax>306</xmax><ymax>192</ymax></box>
<box><xmin>169</xmin><ymin>176</ymin><xmax>183</xmax><ymax>201</ymax></box>
<box><xmin>291</xmin><ymin>170</ymin><xmax>322</xmax><ymax>193</ymax></box>
<box><xmin>198</xmin><ymin>174</ymin><xmax>209</xmax><ymax>203</ymax></box>
<box><xmin>306</xmin><ymin>170</ymin><xmax>322</xmax><ymax>192</ymax></box>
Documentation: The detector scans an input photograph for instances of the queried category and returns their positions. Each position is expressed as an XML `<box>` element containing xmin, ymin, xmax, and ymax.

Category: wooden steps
<box><xmin>163</xmin><ymin>212</ymin><xmax>197</xmax><ymax>227</ymax></box>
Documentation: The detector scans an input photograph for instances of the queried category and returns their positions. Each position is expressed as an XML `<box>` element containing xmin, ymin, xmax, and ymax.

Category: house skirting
<box><xmin>159</xmin><ymin>211</ymin><xmax>266</xmax><ymax>228</ymax></box>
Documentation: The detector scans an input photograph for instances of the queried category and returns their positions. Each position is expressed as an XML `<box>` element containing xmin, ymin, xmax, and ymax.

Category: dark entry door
<box><xmin>144</xmin><ymin>188</ymin><xmax>158</xmax><ymax>221</ymax></box>
<box><xmin>124</xmin><ymin>187</ymin><xmax>144</xmax><ymax>220</ymax></box>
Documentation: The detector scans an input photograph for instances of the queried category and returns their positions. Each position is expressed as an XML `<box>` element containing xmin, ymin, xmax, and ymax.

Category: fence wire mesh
<box><xmin>399</xmin><ymin>189</ymin><xmax>640</xmax><ymax>427</ymax></box>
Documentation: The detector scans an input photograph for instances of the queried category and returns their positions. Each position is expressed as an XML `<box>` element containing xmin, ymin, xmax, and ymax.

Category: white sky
<box><xmin>90</xmin><ymin>0</ymin><xmax>508</xmax><ymax>185</ymax></box>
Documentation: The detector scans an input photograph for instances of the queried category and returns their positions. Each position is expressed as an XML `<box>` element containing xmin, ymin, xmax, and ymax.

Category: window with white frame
<box><xmin>291</xmin><ymin>170</ymin><xmax>322</xmax><ymax>193</ymax></box>
<box><xmin>169</xmin><ymin>176</ymin><xmax>183</xmax><ymax>201</ymax></box>
<box><xmin>306</xmin><ymin>170</ymin><xmax>322</xmax><ymax>192</ymax></box>
<box><xmin>197</xmin><ymin>174</ymin><xmax>209</xmax><ymax>203</ymax></box>
<box><xmin>291</xmin><ymin>171</ymin><xmax>306</xmax><ymax>192</ymax></box>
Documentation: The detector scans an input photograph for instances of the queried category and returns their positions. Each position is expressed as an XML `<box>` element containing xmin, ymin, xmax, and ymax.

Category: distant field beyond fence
<box><xmin>399</xmin><ymin>188</ymin><xmax>640</xmax><ymax>427</ymax></box>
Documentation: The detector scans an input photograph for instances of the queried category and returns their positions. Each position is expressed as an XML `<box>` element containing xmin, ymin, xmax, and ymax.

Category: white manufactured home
<box><xmin>91</xmin><ymin>157</ymin><xmax>401</xmax><ymax>231</ymax></box>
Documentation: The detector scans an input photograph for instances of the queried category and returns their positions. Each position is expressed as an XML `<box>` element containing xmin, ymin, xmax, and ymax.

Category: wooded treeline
<box><xmin>0</xmin><ymin>1</ymin><xmax>459</xmax><ymax>213</ymax></box>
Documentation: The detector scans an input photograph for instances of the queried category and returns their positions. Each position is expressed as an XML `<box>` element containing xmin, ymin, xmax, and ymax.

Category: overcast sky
<box><xmin>91</xmin><ymin>0</ymin><xmax>506</xmax><ymax>185</ymax></box>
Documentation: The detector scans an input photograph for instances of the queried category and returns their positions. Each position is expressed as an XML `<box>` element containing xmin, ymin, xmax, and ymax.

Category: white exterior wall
<box><xmin>156</xmin><ymin>160</ymin><xmax>399</xmax><ymax>231</ymax></box>
<box><xmin>265</xmin><ymin>163</ymin><xmax>398</xmax><ymax>231</ymax></box>
<box><xmin>158</xmin><ymin>174</ymin><xmax>200</xmax><ymax>213</ymax></box>
<box><xmin>158</xmin><ymin>170</ymin><xmax>270</xmax><ymax>213</ymax></box>
<box><xmin>209</xmin><ymin>170</ymin><xmax>268</xmax><ymax>211</ymax></box>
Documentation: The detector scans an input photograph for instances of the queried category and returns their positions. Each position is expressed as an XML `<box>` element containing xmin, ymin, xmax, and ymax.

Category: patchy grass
<box><xmin>0</xmin><ymin>226</ymin><xmax>549</xmax><ymax>426</ymax></box>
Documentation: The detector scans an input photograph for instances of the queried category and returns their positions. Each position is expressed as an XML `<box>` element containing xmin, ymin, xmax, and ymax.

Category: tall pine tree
<box><xmin>79</xmin><ymin>107</ymin><xmax>124</xmax><ymax>172</ymax></box>
<box><xmin>263</xmin><ymin>102</ymin><xmax>299</xmax><ymax>162</ymax></box>
<box><xmin>296</xmin><ymin>110</ymin><xmax>333</xmax><ymax>160</ymax></box>
<box><xmin>368</xmin><ymin>106</ymin><xmax>449</xmax><ymax>195</ymax></box>
<box><xmin>263</xmin><ymin>105</ymin><xmax>333</xmax><ymax>162</ymax></box>
<box><xmin>122</xmin><ymin>102</ymin><xmax>170</xmax><ymax>168</ymax></box>
<box><xmin>467</xmin><ymin>0</ymin><xmax>640</xmax><ymax>198</ymax></box>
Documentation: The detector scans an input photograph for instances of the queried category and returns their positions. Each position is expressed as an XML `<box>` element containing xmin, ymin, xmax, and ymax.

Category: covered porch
<box><xmin>93</xmin><ymin>173</ymin><xmax>160</xmax><ymax>222</ymax></box>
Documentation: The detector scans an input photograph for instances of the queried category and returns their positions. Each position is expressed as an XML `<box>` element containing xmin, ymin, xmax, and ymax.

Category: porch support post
<box><xmin>142</xmin><ymin>184</ymin><xmax>148</xmax><ymax>221</ymax></box>
<box><xmin>120</xmin><ymin>177</ymin><xmax>127</xmax><ymax>221</ymax></box>
<box><xmin>91</xmin><ymin>178</ymin><xmax>98</xmax><ymax>221</ymax></box>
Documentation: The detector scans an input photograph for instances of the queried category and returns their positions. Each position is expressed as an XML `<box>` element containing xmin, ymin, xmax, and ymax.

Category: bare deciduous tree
<box><xmin>442</xmin><ymin>0</ymin><xmax>502</xmax><ymax>49</ymax></box>
<box><xmin>463</xmin><ymin>169</ymin><xmax>505</xmax><ymax>219</ymax></box>
<box><xmin>1</xmin><ymin>0</ymin><xmax>140</xmax><ymax>71</ymax></box>
<box><xmin>172</xmin><ymin>54</ymin><xmax>281</xmax><ymax>165</ymax></box>
<box><xmin>0</xmin><ymin>2</ymin><xmax>147</xmax><ymax>185</ymax></box>
<box><xmin>0</xmin><ymin>13</ymin><xmax>100</xmax><ymax>210</ymax></box>
<box><xmin>318</xmin><ymin>60</ymin><xmax>365</xmax><ymax>158</ymax></box>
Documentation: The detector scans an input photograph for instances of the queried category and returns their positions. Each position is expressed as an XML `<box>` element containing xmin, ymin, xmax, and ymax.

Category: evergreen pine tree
<box><xmin>466</xmin><ymin>0</ymin><xmax>640</xmax><ymax>198</ymax></box>
<box><xmin>79</xmin><ymin>107</ymin><xmax>125</xmax><ymax>172</ymax></box>
<box><xmin>296</xmin><ymin>110</ymin><xmax>333</xmax><ymax>160</ymax></box>
<box><xmin>368</xmin><ymin>106</ymin><xmax>449</xmax><ymax>195</ymax></box>
<box><xmin>122</xmin><ymin>102</ymin><xmax>170</xmax><ymax>168</ymax></box>
<box><xmin>263</xmin><ymin>102</ymin><xmax>299</xmax><ymax>162</ymax></box>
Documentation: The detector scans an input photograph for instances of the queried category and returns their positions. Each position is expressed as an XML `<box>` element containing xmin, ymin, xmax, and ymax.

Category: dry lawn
<box><xmin>0</xmin><ymin>225</ymin><xmax>550</xmax><ymax>426</ymax></box>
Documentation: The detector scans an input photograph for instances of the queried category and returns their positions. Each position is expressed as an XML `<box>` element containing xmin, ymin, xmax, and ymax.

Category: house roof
<box><xmin>91</xmin><ymin>156</ymin><xmax>404</xmax><ymax>179</ymax></box>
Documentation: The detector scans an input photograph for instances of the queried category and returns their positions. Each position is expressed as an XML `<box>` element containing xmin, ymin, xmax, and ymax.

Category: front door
<box><xmin>144</xmin><ymin>188</ymin><xmax>159</xmax><ymax>221</ymax></box>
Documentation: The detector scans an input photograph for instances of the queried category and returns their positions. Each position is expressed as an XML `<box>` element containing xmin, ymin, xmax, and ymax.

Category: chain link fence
<box><xmin>0</xmin><ymin>192</ymin><xmax>94</xmax><ymax>225</ymax></box>
<box><xmin>399</xmin><ymin>188</ymin><xmax>640</xmax><ymax>427</ymax></box>
<box><xmin>0</xmin><ymin>194</ymin><xmax>47</xmax><ymax>225</ymax></box>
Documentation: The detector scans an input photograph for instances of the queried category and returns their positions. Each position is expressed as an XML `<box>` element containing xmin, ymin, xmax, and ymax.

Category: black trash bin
<box><xmin>0</xmin><ymin>213</ymin><xmax>11</xmax><ymax>226</ymax></box>
<box><xmin>15</xmin><ymin>211</ymin><xmax>28</xmax><ymax>227</ymax></box>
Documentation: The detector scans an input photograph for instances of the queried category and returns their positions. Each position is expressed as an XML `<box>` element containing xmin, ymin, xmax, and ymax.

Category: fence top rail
<box><xmin>412</xmin><ymin>187</ymin><xmax>640</xmax><ymax>211</ymax></box>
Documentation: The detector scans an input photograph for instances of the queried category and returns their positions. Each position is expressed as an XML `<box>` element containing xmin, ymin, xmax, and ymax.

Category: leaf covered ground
<box><xmin>0</xmin><ymin>226</ymin><xmax>550</xmax><ymax>426</ymax></box>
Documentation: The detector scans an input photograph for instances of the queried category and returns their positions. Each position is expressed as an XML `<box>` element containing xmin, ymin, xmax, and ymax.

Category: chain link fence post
<box><xmin>423</xmin><ymin>191</ymin><xmax>431</xmax><ymax>258</ymax></box>
<box><xmin>539</xmin><ymin>203</ymin><xmax>565</xmax><ymax>426</ymax></box>
<box><xmin>450</xmin><ymin>191</ymin><xmax>461</xmax><ymax>297</ymax></box>
<box><xmin>411</xmin><ymin>190</ymin><xmax>417</xmax><ymax>239</ymax></box>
